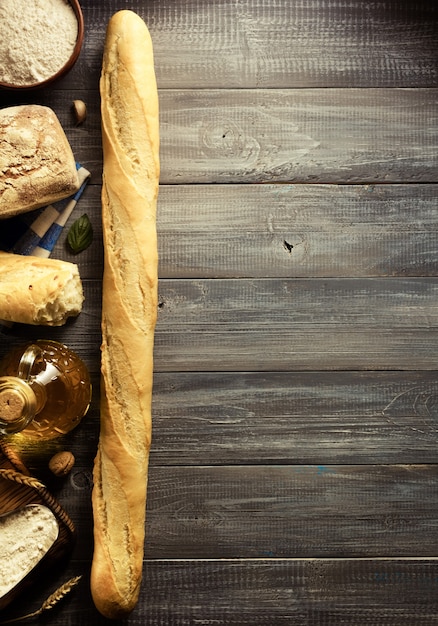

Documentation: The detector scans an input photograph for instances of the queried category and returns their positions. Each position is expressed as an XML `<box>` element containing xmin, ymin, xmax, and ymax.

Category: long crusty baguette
<box><xmin>0</xmin><ymin>251</ymin><xmax>83</xmax><ymax>325</ymax></box>
<box><xmin>90</xmin><ymin>10</ymin><xmax>159</xmax><ymax>619</ymax></box>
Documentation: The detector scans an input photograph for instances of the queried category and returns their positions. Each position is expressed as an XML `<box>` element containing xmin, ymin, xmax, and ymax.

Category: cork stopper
<box><xmin>0</xmin><ymin>387</ymin><xmax>25</xmax><ymax>423</ymax></box>
<box><xmin>0</xmin><ymin>377</ymin><xmax>37</xmax><ymax>434</ymax></box>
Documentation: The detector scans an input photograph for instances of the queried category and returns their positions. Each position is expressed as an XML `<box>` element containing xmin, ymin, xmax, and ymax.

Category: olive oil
<box><xmin>0</xmin><ymin>340</ymin><xmax>91</xmax><ymax>440</ymax></box>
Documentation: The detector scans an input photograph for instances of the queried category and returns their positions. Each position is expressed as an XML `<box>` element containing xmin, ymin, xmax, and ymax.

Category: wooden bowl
<box><xmin>0</xmin><ymin>0</ymin><xmax>84</xmax><ymax>91</ymax></box>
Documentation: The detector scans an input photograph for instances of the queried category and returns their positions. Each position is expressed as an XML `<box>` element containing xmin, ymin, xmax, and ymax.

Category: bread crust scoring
<box><xmin>0</xmin><ymin>105</ymin><xmax>80</xmax><ymax>219</ymax></box>
<box><xmin>90</xmin><ymin>10</ymin><xmax>160</xmax><ymax>620</ymax></box>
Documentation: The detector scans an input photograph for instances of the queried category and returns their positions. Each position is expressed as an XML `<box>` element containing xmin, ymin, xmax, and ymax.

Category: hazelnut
<box><xmin>49</xmin><ymin>451</ymin><xmax>75</xmax><ymax>477</ymax></box>
<box><xmin>72</xmin><ymin>99</ymin><xmax>87</xmax><ymax>125</ymax></box>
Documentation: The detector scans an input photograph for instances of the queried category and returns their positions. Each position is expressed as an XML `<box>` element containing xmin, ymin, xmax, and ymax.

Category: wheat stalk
<box><xmin>0</xmin><ymin>576</ymin><xmax>82</xmax><ymax>624</ymax></box>
<box><xmin>0</xmin><ymin>468</ymin><xmax>76</xmax><ymax>535</ymax></box>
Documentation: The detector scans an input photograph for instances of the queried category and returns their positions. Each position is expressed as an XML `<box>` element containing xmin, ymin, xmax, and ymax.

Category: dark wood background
<box><xmin>1</xmin><ymin>0</ymin><xmax>437</xmax><ymax>623</ymax></box>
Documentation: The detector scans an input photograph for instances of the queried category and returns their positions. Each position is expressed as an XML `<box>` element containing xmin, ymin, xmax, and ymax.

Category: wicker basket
<box><xmin>0</xmin><ymin>439</ymin><xmax>76</xmax><ymax>611</ymax></box>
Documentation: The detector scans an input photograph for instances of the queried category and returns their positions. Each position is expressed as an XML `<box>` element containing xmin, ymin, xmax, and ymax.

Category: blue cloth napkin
<box><xmin>0</xmin><ymin>163</ymin><xmax>90</xmax><ymax>256</ymax></box>
<box><xmin>0</xmin><ymin>162</ymin><xmax>91</xmax><ymax>330</ymax></box>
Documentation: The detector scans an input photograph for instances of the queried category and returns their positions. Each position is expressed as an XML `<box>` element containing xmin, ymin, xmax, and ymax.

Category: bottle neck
<box><xmin>0</xmin><ymin>376</ymin><xmax>44</xmax><ymax>435</ymax></box>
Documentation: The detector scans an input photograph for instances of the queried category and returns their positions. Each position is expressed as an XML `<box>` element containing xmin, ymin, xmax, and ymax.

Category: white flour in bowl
<box><xmin>0</xmin><ymin>504</ymin><xmax>59</xmax><ymax>598</ymax></box>
<box><xmin>0</xmin><ymin>0</ymin><xmax>78</xmax><ymax>86</ymax></box>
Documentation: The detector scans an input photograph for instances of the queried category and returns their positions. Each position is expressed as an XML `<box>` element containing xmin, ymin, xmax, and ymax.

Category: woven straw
<box><xmin>0</xmin><ymin>438</ymin><xmax>75</xmax><ymax>610</ymax></box>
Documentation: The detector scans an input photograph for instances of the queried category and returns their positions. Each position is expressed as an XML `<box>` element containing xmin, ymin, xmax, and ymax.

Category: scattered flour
<box><xmin>0</xmin><ymin>504</ymin><xmax>59</xmax><ymax>598</ymax></box>
<box><xmin>0</xmin><ymin>0</ymin><xmax>78</xmax><ymax>86</ymax></box>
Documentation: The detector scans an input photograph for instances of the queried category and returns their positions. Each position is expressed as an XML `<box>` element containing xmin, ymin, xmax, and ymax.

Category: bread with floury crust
<box><xmin>0</xmin><ymin>105</ymin><xmax>80</xmax><ymax>219</ymax></box>
<box><xmin>90</xmin><ymin>10</ymin><xmax>160</xmax><ymax>620</ymax></box>
<box><xmin>0</xmin><ymin>251</ymin><xmax>83</xmax><ymax>326</ymax></box>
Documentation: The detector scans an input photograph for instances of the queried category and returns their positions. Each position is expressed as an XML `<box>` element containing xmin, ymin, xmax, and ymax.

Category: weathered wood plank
<box><xmin>157</xmin><ymin>183</ymin><xmax>438</xmax><ymax>278</ymax></box>
<box><xmin>157</xmin><ymin>88</ymin><xmax>438</xmax><ymax>183</ymax></box>
<box><xmin>7</xmin><ymin>370</ymin><xmax>438</xmax><ymax>471</ymax></box>
<box><xmin>149</xmin><ymin>371</ymin><xmax>438</xmax><ymax>465</ymax></box>
<box><xmin>11</xmin><ymin>462</ymin><xmax>438</xmax><ymax>559</ymax></box>
<box><xmin>6</xmin><ymin>369</ymin><xmax>438</xmax><ymax>473</ymax></box>
<box><xmin>4</xmin><ymin>454</ymin><xmax>437</xmax><ymax>562</ymax></box>
<box><xmin>154</xmin><ymin>278</ymin><xmax>438</xmax><ymax>371</ymax></box>
<box><xmin>155</xmin><ymin>278</ymin><xmax>438</xmax><ymax>331</ymax></box>
<box><xmin>2</xmin><ymin>89</ymin><xmax>437</xmax><ymax>184</ymax></box>
<box><xmin>54</xmin><ymin>0</ymin><xmax>438</xmax><ymax>89</ymax></box>
<box><xmin>145</xmin><ymin>464</ymin><xmax>438</xmax><ymax>558</ymax></box>
<box><xmin>2</xmin><ymin>558</ymin><xmax>437</xmax><ymax>626</ymax></box>
<box><xmin>104</xmin><ymin>557</ymin><xmax>438</xmax><ymax>625</ymax></box>
<box><xmin>2</xmin><ymin>277</ymin><xmax>436</xmax><ymax>371</ymax></box>
<box><xmin>3</xmin><ymin>183</ymin><xmax>437</xmax><ymax>280</ymax></box>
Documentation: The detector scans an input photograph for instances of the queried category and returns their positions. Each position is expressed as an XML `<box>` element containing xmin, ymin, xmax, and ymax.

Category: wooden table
<box><xmin>1</xmin><ymin>1</ymin><xmax>437</xmax><ymax>623</ymax></box>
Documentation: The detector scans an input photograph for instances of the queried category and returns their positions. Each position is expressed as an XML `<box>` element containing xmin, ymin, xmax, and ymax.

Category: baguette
<box><xmin>90</xmin><ymin>10</ymin><xmax>160</xmax><ymax>619</ymax></box>
<box><xmin>0</xmin><ymin>251</ymin><xmax>83</xmax><ymax>326</ymax></box>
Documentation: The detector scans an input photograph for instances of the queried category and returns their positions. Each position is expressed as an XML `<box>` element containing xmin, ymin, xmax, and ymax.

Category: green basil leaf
<box><xmin>67</xmin><ymin>214</ymin><xmax>93</xmax><ymax>254</ymax></box>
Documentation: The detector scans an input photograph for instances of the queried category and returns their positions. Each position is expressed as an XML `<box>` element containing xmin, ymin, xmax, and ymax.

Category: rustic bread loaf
<box><xmin>90</xmin><ymin>10</ymin><xmax>160</xmax><ymax>620</ymax></box>
<box><xmin>0</xmin><ymin>105</ymin><xmax>80</xmax><ymax>219</ymax></box>
<box><xmin>0</xmin><ymin>251</ymin><xmax>84</xmax><ymax>326</ymax></box>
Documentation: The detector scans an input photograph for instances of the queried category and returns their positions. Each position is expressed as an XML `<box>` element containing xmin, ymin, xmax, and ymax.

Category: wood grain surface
<box><xmin>5</xmin><ymin>88</ymin><xmax>438</xmax><ymax>184</ymax></box>
<box><xmin>0</xmin><ymin>0</ymin><xmax>437</xmax><ymax>624</ymax></box>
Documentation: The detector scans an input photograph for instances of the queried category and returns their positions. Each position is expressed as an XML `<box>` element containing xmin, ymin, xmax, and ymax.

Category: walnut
<box><xmin>48</xmin><ymin>451</ymin><xmax>75</xmax><ymax>477</ymax></box>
